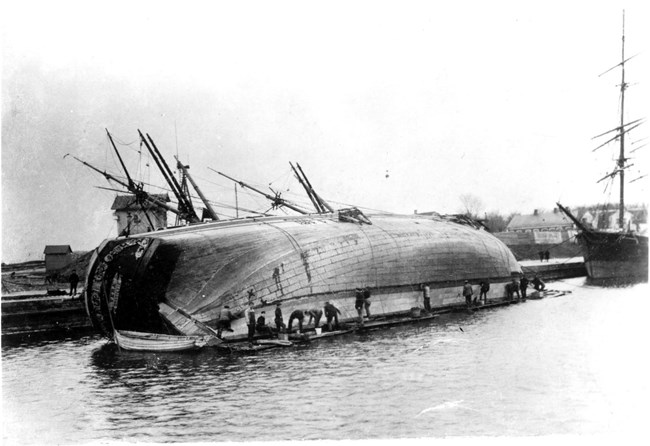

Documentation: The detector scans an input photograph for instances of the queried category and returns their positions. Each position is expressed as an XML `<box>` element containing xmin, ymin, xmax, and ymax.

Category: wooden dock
<box><xmin>518</xmin><ymin>257</ymin><xmax>586</xmax><ymax>281</ymax></box>
<box><xmin>1</xmin><ymin>291</ymin><xmax>92</xmax><ymax>338</ymax></box>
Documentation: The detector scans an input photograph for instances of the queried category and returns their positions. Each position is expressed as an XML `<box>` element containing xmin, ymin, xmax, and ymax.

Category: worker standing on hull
<box><xmin>255</xmin><ymin>311</ymin><xmax>273</xmax><ymax>335</ymax></box>
<box><xmin>520</xmin><ymin>276</ymin><xmax>529</xmax><ymax>300</ymax></box>
<box><xmin>479</xmin><ymin>279</ymin><xmax>490</xmax><ymax>304</ymax></box>
<box><xmin>420</xmin><ymin>283</ymin><xmax>431</xmax><ymax>312</ymax></box>
<box><xmin>532</xmin><ymin>275</ymin><xmax>546</xmax><ymax>291</ymax></box>
<box><xmin>274</xmin><ymin>302</ymin><xmax>285</xmax><ymax>332</ymax></box>
<box><xmin>288</xmin><ymin>309</ymin><xmax>305</xmax><ymax>333</ymax></box>
<box><xmin>306</xmin><ymin>308</ymin><xmax>323</xmax><ymax>329</ymax></box>
<box><xmin>245</xmin><ymin>304</ymin><xmax>256</xmax><ymax>346</ymax></box>
<box><xmin>462</xmin><ymin>280</ymin><xmax>473</xmax><ymax>308</ymax></box>
<box><xmin>512</xmin><ymin>278</ymin><xmax>521</xmax><ymax>300</ymax></box>
<box><xmin>354</xmin><ymin>288</ymin><xmax>365</xmax><ymax>325</ymax></box>
<box><xmin>324</xmin><ymin>302</ymin><xmax>341</xmax><ymax>331</ymax></box>
<box><xmin>363</xmin><ymin>287</ymin><xmax>372</xmax><ymax>319</ymax></box>
<box><xmin>505</xmin><ymin>279</ymin><xmax>521</xmax><ymax>300</ymax></box>
<box><xmin>217</xmin><ymin>305</ymin><xmax>234</xmax><ymax>338</ymax></box>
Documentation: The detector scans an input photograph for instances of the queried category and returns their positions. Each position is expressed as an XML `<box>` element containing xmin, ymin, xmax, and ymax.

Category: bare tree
<box><xmin>484</xmin><ymin>211</ymin><xmax>515</xmax><ymax>232</ymax></box>
<box><xmin>458</xmin><ymin>193</ymin><xmax>484</xmax><ymax>218</ymax></box>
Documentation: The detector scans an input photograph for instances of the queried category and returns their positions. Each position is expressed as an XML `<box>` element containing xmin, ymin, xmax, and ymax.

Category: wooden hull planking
<box><xmin>85</xmin><ymin>213</ymin><xmax>522</xmax><ymax>338</ymax></box>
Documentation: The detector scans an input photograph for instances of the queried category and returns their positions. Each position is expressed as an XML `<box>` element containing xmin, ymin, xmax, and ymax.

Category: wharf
<box><xmin>1</xmin><ymin>290</ymin><xmax>92</xmax><ymax>338</ymax></box>
<box><xmin>518</xmin><ymin>257</ymin><xmax>586</xmax><ymax>281</ymax></box>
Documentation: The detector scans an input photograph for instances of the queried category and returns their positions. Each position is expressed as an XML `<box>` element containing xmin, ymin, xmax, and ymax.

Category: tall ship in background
<box><xmin>558</xmin><ymin>11</ymin><xmax>648</xmax><ymax>283</ymax></box>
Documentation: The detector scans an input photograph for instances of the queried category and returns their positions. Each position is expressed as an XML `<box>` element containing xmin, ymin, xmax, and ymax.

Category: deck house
<box><xmin>111</xmin><ymin>194</ymin><xmax>170</xmax><ymax>236</ymax></box>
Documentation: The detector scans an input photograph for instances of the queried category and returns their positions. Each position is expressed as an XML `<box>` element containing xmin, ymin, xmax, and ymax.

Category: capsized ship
<box><xmin>78</xmin><ymin>130</ymin><xmax>522</xmax><ymax>340</ymax></box>
<box><xmin>85</xmin><ymin>211</ymin><xmax>522</xmax><ymax>339</ymax></box>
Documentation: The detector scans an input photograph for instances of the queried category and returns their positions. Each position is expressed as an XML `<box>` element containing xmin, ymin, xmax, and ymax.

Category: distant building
<box><xmin>111</xmin><ymin>194</ymin><xmax>170</xmax><ymax>236</ymax></box>
<box><xmin>494</xmin><ymin>209</ymin><xmax>579</xmax><ymax>259</ymax></box>
<box><xmin>44</xmin><ymin>245</ymin><xmax>72</xmax><ymax>273</ymax></box>
<box><xmin>506</xmin><ymin>208</ymin><xmax>573</xmax><ymax>233</ymax></box>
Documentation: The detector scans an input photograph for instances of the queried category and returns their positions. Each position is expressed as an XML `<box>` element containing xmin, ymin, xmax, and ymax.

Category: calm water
<box><xmin>2</xmin><ymin>277</ymin><xmax>649</xmax><ymax>443</ymax></box>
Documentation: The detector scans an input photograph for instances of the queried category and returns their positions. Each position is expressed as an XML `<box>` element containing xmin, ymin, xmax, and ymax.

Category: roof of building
<box><xmin>111</xmin><ymin>194</ymin><xmax>170</xmax><ymax>211</ymax></box>
<box><xmin>44</xmin><ymin>245</ymin><xmax>72</xmax><ymax>255</ymax></box>
<box><xmin>507</xmin><ymin>210</ymin><xmax>572</xmax><ymax>231</ymax></box>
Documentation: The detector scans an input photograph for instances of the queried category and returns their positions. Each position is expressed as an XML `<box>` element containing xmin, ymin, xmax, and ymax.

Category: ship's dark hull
<box><xmin>84</xmin><ymin>213</ymin><xmax>523</xmax><ymax>339</ymax></box>
<box><xmin>577</xmin><ymin>230</ymin><xmax>648</xmax><ymax>283</ymax></box>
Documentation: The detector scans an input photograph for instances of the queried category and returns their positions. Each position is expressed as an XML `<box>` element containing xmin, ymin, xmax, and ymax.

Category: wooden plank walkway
<box><xmin>215</xmin><ymin>297</ymin><xmax>523</xmax><ymax>353</ymax></box>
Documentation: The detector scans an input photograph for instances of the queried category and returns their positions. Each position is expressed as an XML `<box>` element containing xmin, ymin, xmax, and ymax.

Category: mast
<box><xmin>297</xmin><ymin>163</ymin><xmax>334</xmax><ymax>213</ymax></box>
<box><xmin>176</xmin><ymin>164</ymin><xmax>195</xmax><ymax>226</ymax></box>
<box><xmin>618</xmin><ymin>10</ymin><xmax>626</xmax><ymax>229</ymax></box>
<box><xmin>106</xmin><ymin>129</ymin><xmax>157</xmax><ymax>231</ymax></box>
<box><xmin>138</xmin><ymin>130</ymin><xmax>200</xmax><ymax>223</ymax></box>
<box><xmin>146</xmin><ymin>133</ymin><xmax>192</xmax><ymax>216</ymax></box>
<box><xmin>209</xmin><ymin>168</ymin><xmax>310</xmax><ymax>215</ymax></box>
<box><xmin>69</xmin><ymin>155</ymin><xmax>179</xmax><ymax>215</ymax></box>
<box><xmin>290</xmin><ymin>162</ymin><xmax>323</xmax><ymax>213</ymax></box>
<box><xmin>175</xmin><ymin>156</ymin><xmax>219</xmax><ymax>221</ymax></box>
<box><xmin>106</xmin><ymin>129</ymin><xmax>134</xmax><ymax>188</ymax></box>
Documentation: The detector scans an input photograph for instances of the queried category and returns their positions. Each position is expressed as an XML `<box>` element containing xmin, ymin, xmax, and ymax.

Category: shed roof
<box><xmin>111</xmin><ymin>194</ymin><xmax>170</xmax><ymax>211</ymax></box>
<box><xmin>507</xmin><ymin>210</ymin><xmax>572</xmax><ymax>231</ymax></box>
<box><xmin>44</xmin><ymin>245</ymin><xmax>72</xmax><ymax>255</ymax></box>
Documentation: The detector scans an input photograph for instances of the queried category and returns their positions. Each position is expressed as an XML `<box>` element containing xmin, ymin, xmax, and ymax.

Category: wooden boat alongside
<box><xmin>113</xmin><ymin>329</ymin><xmax>216</xmax><ymax>352</ymax></box>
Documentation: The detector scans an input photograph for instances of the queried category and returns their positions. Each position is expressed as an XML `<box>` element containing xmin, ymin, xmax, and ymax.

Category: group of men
<box><xmin>215</xmin><ymin>285</ymin><xmax>375</xmax><ymax>343</ymax></box>
<box><xmin>462</xmin><ymin>279</ymin><xmax>491</xmax><ymax>307</ymax></box>
<box><xmin>216</xmin><ymin>275</ymin><xmax>550</xmax><ymax>343</ymax></box>
<box><xmin>215</xmin><ymin>299</ymin><xmax>343</xmax><ymax>344</ymax></box>
<box><xmin>462</xmin><ymin>274</ymin><xmax>546</xmax><ymax>307</ymax></box>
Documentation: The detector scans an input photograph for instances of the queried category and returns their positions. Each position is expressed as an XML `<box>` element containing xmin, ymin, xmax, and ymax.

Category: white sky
<box><xmin>2</xmin><ymin>0</ymin><xmax>649</xmax><ymax>263</ymax></box>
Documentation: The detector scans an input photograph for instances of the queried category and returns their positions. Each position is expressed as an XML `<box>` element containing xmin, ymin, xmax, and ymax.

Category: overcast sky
<box><xmin>2</xmin><ymin>0</ymin><xmax>649</xmax><ymax>263</ymax></box>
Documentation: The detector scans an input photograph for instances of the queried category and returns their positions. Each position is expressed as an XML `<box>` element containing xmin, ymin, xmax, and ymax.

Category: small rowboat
<box><xmin>113</xmin><ymin>329</ymin><xmax>214</xmax><ymax>352</ymax></box>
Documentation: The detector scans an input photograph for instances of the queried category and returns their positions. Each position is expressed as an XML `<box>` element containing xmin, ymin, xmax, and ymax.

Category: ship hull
<box><xmin>84</xmin><ymin>213</ymin><xmax>522</xmax><ymax>339</ymax></box>
<box><xmin>578</xmin><ymin>230</ymin><xmax>648</xmax><ymax>283</ymax></box>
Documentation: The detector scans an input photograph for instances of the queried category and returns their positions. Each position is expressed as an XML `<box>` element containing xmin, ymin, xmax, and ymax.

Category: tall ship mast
<box><xmin>558</xmin><ymin>10</ymin><xmax>648</xmax><ymax>284</ymax></box>
<box><xmin>617</xmin><ymin>10</ymin><xmax>628</xmax><ymax>229</ymax></box>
